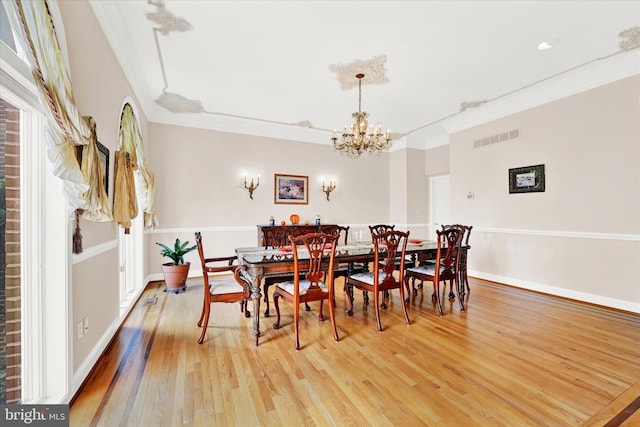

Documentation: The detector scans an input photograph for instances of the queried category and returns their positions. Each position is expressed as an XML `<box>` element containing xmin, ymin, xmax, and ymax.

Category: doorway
<box><xmin>429</xmin><ymin>174</ymin><xmax>451</xmax><ymax>238</ymax></box>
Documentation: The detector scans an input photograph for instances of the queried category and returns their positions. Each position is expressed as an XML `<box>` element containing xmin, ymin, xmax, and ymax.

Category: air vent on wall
<box><xmin>473</xmin><ymin>128</ymin><xmax>520</xmax><ymax>148</ymax></box>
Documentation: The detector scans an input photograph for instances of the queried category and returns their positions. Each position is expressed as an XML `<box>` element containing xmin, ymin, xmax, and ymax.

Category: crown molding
<box><xmin>439</xmin><ymin>50</ymin><xmax>640</xmax><ymax>135</ymax></box>
<box><xmin>89</xmin><ymin>0</ymin><xmax>639</xmax><ymax>148</ymax></box>
<box><xmin>88</xmin><ymin>1</ymin><xmax>158</xmax><ymax>122</ymax></box>
<box><xmin>152</xmin><ymin>49</ymin><xmax>638</xmax><ymax>146</ymax></box>
<box><xmin>147</xmin><ymin>107</ymin><xmax>333</xmax><ymax>145</ymax></box>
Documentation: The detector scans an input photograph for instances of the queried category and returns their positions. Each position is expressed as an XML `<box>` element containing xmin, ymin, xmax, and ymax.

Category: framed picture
<box><xmin>274</xmin><ymin>174</ymin><xmax>308</xmax><ymax>204</ymax></box>
<box><xmin>509</xmin><ymin>164</ymin><xmax>545</xmax><ymax>194</ymax></box>
<box><xmin>96</xmin><ymin>141</ymin><xmax>109</xmax><ymax>196</ymax></box>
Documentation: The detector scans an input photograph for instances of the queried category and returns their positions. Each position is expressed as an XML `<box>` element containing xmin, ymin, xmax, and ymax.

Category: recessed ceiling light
<box><xmin>538</xmin><ymin>37</ymin><xmax>562</xmax><ymax>50</ymax></box>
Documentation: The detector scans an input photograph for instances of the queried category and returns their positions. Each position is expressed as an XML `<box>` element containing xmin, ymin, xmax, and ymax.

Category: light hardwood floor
<box><xmin>70</xmin><ymin>277</ymin><xmax>640</xmax><ymax>426</ymax></box>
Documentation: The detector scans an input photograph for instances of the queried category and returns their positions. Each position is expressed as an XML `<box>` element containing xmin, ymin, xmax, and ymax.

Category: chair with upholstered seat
<box><xmin>404</xmin><ymin>227</ymin><xmax>464</xmax><ymax>316</ymax></box>
<box><xmin>272</xmin><ymin>232</ymin><xmax>340</xmax><ymax>350</ymax></box>
<box><xmin>261</xmin><ymin>226</ymin><xmax>309</xmax><ymax>316</ymax></box>
<box><xmin>195</xmin><ymin>232</ymin><xmax>252</xmax><ymax>344</ymax></box>
<box><xmin>439</xmin><ymin>224</ymin><xmax>473</xmax><ymax>297</ymax></box>
<box><xmin>362</xmin><ymin>224</ymin><xmax>415</xmax><ymax>305</ymax></box>
<box><xmin>344</xmin><ymin>229</ymin><xmax>411</xmax><ymax>331</ymax></box>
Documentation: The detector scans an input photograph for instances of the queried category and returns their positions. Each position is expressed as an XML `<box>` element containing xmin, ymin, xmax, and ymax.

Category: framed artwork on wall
<box><xmin>274</xmin><ymin>174</ymin><xmax>308</xmax><ymax>204</ymax></box>
<box><xmin>509</xmin><ymin>164</ymin><xmax>545</xmax><ymax>194</ymax></box>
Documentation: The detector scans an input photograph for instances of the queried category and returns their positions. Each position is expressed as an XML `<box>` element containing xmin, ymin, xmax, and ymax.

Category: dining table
<box><xmin>235</xmin><ymin>239</ymin><xmax>439</xmax><ymax>346</ymax></box>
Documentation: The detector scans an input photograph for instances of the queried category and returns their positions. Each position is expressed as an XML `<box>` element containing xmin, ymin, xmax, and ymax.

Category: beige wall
<box><xmin>57</xmin><ymin>0</ymin><xmax>149</xmax><ymax>372</ymax></box>
<box><xmin>146</xmin><ymin>123</ymin><xmax>391</xmax><ymax>273</ymax></box>
<box><xmin>388</xmin><ymin>148</ymin><xmax>429</xmax><ymax>238</ymax></box>
<box><xmin>406</xmin><ymin>148</ymin><xmax>428</xmax><ymax>227</ymax></box>
<box><xmin>449</xmin><ymin>75</ymin><xmax>640</xmax><ymax>311</ymax></box>
<box><xmin>424</xmin><ymin>144</ymin><xmax>449</xmax><ymax>176</ymax></box>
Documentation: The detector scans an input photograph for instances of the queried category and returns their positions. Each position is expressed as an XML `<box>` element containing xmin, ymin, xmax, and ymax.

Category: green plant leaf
<box><xmin>156</xmin><ymin>238</ymin><xmax>197</xmax><ymax>265</ymax></box>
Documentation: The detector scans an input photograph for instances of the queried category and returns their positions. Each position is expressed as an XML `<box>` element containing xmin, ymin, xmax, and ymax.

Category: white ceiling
<box><xmin>88</xmin><ymin>0</ymin><xmax>640</xmax><ymax>146</ymax></box>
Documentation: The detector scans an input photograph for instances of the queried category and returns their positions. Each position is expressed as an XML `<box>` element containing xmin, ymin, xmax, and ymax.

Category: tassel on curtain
<box><xmin>72</xmin><ymin>210</ymin><xmax>82</xmax><ymax>254</ymax></box>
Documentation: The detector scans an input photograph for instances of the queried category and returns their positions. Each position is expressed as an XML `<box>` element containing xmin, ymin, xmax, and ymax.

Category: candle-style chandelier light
<box><xmin>331</xmin><ymin>73</ymin><xmax>392</xmax><ymax>159</ymax></box>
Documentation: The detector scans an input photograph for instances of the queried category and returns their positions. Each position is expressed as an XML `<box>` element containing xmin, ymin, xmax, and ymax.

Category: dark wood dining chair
<box><xmin>195</xmin><ymin>232</ymin><xmax>252</xmax><ymax>344</ymax></box>
<box><xmin>440</xmin><ymin>224</ymin><xmax>473</xmax><ymax>296</ymax></box>
<box><xmin>457</xmin><ymin>225</ymin><xmax>472</xmax><ymax>295</ymax></box>
<box><xmin>368</xmin><ymin>223</ymin><xmax>395</xmax><ymax>235</ymax></box>
<box><xmin>404</xmin><ymin>227</ymin><xmax>464</xmax><ymax>316</ymax></box>
<box><xmin>320</xmin><ymin>225</ymin><xmax>366</xmax><ymax>281</ymax></box>
<box><xmin>261</xmin><ymin>226</ymin><xmax>308</xmax><ymax>316</ymax></box>
<box><xmin>368</xmin><ymin>224</ymin><xmax>417</xmax><ymax>268</ymax></box>
<box><xmin>272</xmin><ymin>232</ymin><xmax>340</xmax><ymax>350</ymax></box>
<box><xmin>344</xmin><ymin>229</ymin><xmax>411</xmax><ymax>331</ymax></box>
<box><xmin>363</xmin><ymin>224</ymin><xmax>416</xmax><ymax>305</ymax></box>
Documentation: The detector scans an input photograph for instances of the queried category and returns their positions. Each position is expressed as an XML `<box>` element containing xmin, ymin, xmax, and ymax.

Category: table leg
<box><xmin>244</xmin><ymin>265</ymin><xmax>263</xmax><ymax>346</ymax></box>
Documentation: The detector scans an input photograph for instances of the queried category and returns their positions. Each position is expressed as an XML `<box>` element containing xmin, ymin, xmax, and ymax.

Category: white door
<box><xmin>119</xmin><ymin>211</ymin><xmax>142</xmax><ymax>313</ymax></box>
<box><xmin>429</xmin><ymin>174</ymin><xmax>451</xmax><ymax>239</ymax></box>
<box><xmin>118</xmin><ymin>227</ymin><xmax>134</xmax><ymax>305</ymax></box>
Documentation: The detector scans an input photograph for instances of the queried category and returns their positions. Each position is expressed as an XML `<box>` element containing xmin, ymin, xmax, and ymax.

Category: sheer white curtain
<box><xmin>5</xmin><ymin>0</ymin><xmax>110</xmax><ymax>217</ymax></box>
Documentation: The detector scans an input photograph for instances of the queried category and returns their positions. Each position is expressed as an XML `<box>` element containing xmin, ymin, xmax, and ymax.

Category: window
<box><xmin>1</xmin><ymin>1</ymin><xmax>71</xmax><ymax>402</ymax></box>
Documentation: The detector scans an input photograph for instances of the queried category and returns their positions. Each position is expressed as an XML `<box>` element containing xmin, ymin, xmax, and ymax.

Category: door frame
<box><xmin>429</xmin><ymin>174</ymin><xmax>451</xmax><ymax>239</ymax></box>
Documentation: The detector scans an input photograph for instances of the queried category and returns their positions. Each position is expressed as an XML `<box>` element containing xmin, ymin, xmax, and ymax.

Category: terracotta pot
<box><xmin>161</xmin><ymin>262</ymin><xmax>190</xmax><ymax>292</ymax></box>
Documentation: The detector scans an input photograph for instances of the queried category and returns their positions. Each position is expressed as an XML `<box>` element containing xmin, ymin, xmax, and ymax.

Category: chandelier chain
<box><xmin>358</xmin><ymin>76</ymin><xmax>362</xmax><ymax>113</ymax></box>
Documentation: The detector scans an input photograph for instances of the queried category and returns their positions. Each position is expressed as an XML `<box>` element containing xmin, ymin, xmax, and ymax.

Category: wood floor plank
<box><xmin>70</xmin><ymin>277</ymin><xmax>640</xmax><ymax>426</ymax></box>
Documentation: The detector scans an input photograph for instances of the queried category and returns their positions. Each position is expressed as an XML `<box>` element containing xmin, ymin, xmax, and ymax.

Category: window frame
<box><xmin>1</xmin><ymin>39</ymin><xmax>71</xmax><ymax>403</ymax></box>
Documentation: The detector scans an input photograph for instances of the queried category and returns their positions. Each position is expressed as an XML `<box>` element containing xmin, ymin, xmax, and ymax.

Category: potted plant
<box><xmin>156</xmin><ymin>238</ymin><xmax>197</xmax><ymax>293</ymax></box>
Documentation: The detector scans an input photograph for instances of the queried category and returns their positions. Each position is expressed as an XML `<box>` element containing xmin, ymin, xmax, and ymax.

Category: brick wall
<box><xmin>0</xmin><ymin>98</ymin><xmax>21</xmax><ymax>403</ymax></box>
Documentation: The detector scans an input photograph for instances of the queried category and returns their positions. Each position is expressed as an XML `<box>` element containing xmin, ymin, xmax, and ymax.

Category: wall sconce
<box><xmin>243</xmin><ymin>175</ymin><xmax>260</xmax><ymax>199</ymax></box>
<box><xmin>322</xmin><ymin>179</ymin><xmax>336</xmax><ymax>201</ymax></box>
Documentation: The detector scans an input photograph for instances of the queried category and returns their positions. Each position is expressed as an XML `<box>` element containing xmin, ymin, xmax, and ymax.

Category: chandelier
<box><xmin>332</xmin><ymin>73</ymin><xmax>392</xmax><ymax>158</ymax></box>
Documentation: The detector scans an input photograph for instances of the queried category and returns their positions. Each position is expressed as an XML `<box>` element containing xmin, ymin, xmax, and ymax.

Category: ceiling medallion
<box><xmin>332</xmin><ymin>73</ymin><xmax>391</xmax><ymax>159</ymax></box>
<box><xmin>145</xmin><ymin>1</ymin><xmax>193</xmax><ymax>35</ymax></box>
<box><xmin>329</xmin><ymin>54</ymin><xmax>389</xmax><ymax>90</ymax></box>
<box><xmin>155</xmin><ymin>92</ymin><xmax>203</xmax><ymax>113</ymax></box>
<box><xmin>618</xmin><ymin>26</ymin><xmax>640</xmax><ymax>52</ymax></box>
<box><xmin>459</xmin><ymin>100</ymin><xmax>488</xmax><ymax>112</ymax></box>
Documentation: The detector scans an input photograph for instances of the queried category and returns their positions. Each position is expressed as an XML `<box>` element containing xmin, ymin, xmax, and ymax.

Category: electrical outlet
<box><xmin>77</xmin><ymin>321</ymin><xmax>84</xmax><ymax>339</ymax></box>
<box><xmin>83</xmin><ymin>316</ymin><xmax>89</xmax><ymax>332</ymax></box>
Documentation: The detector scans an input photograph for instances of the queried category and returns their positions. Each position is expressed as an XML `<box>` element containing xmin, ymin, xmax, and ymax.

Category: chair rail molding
<box><xmin>71</xmin><ymin>239</ymin><xmax>119</xmax><ymax>264</ymax></box>
<box><xmin>473</xmin><ymin>226</ymin><xmax>639</xmax><ymax>242</ymax></box>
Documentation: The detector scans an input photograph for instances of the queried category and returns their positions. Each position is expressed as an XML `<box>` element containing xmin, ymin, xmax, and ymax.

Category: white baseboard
<box><xmin>68</xmin><ymin>280</ymin><xmax>149</xmax><ymax>403</ymax></box>
<box><xmin>471</xmin><ymin>270</ymin><xmax>640</xmax><ymax>314</ymax></box>
<box><xmin>68</xmin><ymin>316</ymin><xmax>122</xmax><ymax>403</ymax></box>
